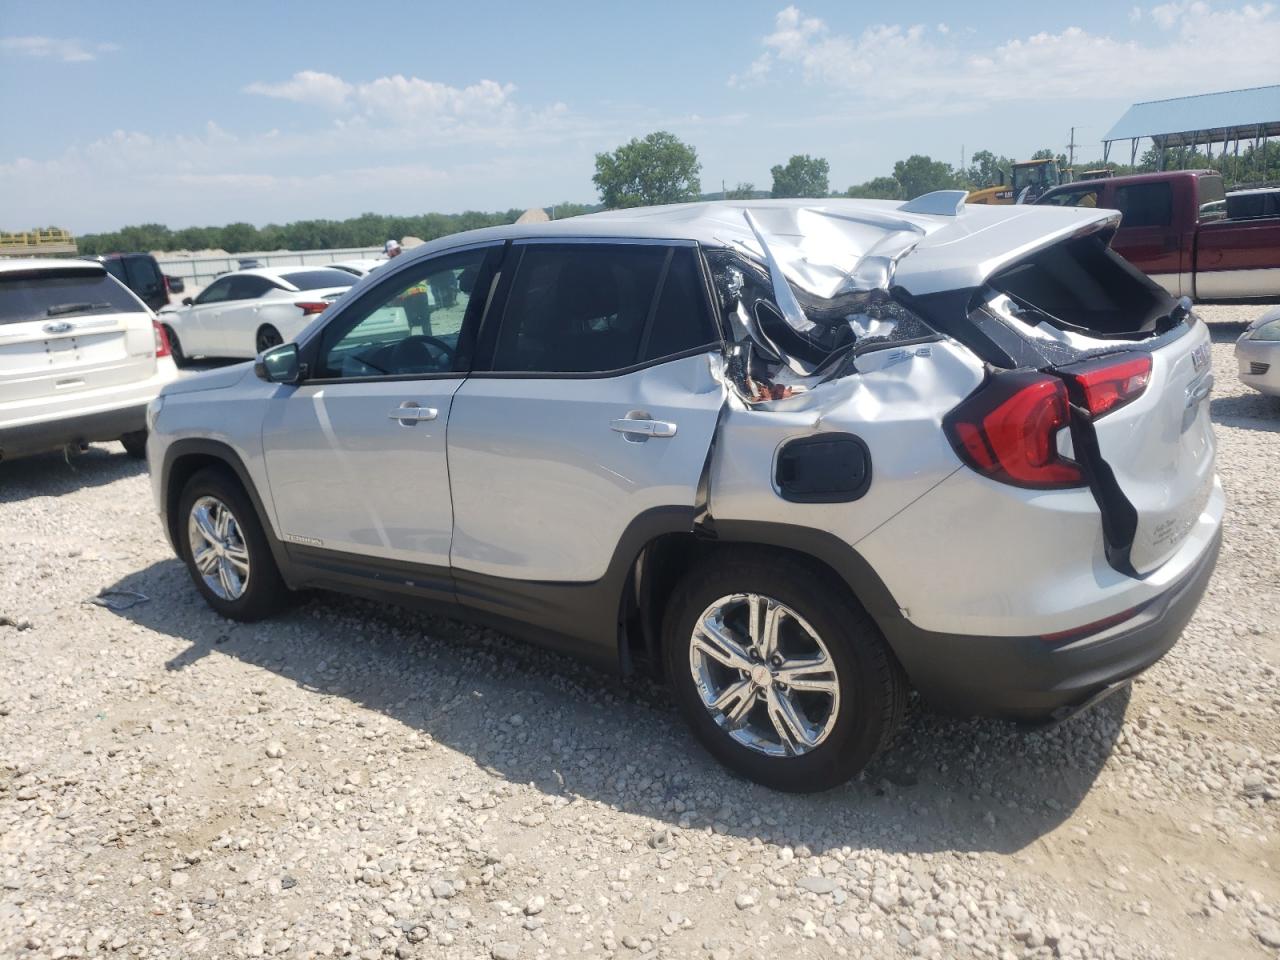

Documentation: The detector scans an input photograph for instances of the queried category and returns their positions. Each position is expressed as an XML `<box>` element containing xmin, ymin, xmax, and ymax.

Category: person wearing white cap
<box><xmin>384</xmin><ymin>239</ymin><xmax>402</xmax><ymax>258</ymax></box>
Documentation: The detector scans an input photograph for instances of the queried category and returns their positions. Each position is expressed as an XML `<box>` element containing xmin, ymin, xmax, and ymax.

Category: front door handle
<box><xmin>389</xmin><ymin>402</ymin><xmax>438</xmax><ymax>425</ymax></box>
<box><xmin>610</xmin><ymin>418</ymin><xmax>677</xmax><ymax>439</ymax></box>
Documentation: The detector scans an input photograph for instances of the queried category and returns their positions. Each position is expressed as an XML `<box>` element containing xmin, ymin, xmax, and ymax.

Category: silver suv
<box><xmin>147</xmin><ymin>196</ymin><xmax>1223</xmax><ymax>792</ymax></box>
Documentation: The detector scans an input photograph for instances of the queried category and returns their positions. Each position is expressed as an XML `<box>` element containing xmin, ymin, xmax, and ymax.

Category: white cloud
<box><xmin>356</xmin><ymin>76</ymin><xmax>516</xmax><ymax>121</ymax></box>
<box><xmin>735</xmin><ymin>3</ymin><xmax>1280</xmax><ymax>109</ymax></box>
<box><xmin>244</xmin><ymin>70</ymin><xmax>519</xmax><ymax>126</ymax></box>
<box><xmin>243</xmin><ymin>71</ymin><xmax>353</xmax><ymax>110</ymax></box>
<box><xmin>1</xmin><ymin>35</ymin><xmax>117</xmax><ymax>62</ymax></box>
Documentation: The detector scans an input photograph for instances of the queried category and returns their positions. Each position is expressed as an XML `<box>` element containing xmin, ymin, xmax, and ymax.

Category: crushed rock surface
<box><xmin>1</xmin><ymin>305</ymin><xmax>1278</xmax><ymax>959</ymax></box>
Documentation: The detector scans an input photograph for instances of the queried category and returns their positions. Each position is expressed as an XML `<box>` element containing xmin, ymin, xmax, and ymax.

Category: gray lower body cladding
<box><xmin>881</xmin><ymin>528</ymin><xmax>1220</xmax><ymax>720</ymax></box>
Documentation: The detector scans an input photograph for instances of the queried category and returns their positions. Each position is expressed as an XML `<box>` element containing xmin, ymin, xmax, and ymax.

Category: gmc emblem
<box><xmin>1191</xmin><ymin>343</ymin><xmax>1211</xmax><ymax>372</ymax></box>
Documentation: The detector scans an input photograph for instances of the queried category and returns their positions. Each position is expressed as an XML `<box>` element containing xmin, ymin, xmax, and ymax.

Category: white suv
<box><xmin>148</xmin><ymin>197</ymin><xmax>1223</xmax><ymax>792</ymax></box>
<box><xmin>1</xmin><ymin>258</ymin><xmax>177</xmax><ymax>462</ymax></box>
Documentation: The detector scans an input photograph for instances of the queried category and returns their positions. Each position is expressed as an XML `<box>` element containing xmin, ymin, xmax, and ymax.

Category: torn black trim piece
<box><xmin>1064</xmin><ymin>401</ymin><xmax>1141</xmax><ymax>579</ymax></box>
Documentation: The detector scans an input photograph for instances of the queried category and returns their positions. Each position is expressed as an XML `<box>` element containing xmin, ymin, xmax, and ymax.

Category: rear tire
<box><xmin>177</xmin><ymin>467</ymin><xmax>289</xmax><ymax>622</ymax></box>
<box><xmin>120</xmin><ymin>430</ymin><xmax>148</xmax><ymax>459</ymax></box>
<box><xmin>663</xmin><ymin>550</ymin><xmax>906</xmax><ymax>793</ymax></box>
<box><xmin>163</xmin><ymin>325</ymin><xmax>187</xmax><ymax>368</ymax></box>
<box><xmin>256</xmin><ymin>325</ymin><xmax>282</xmax><ymax>354</ymax></box>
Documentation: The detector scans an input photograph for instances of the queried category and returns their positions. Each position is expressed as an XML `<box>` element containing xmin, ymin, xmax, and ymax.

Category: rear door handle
<box><xmin>610</xmin><ymin>418</ymin><xmax>677</xmax><ymax>439</ymax></box>
<box><xmin>389</xmin><ymin>403</ymin><xmax>438</xmax><ymax>424</ymax></box>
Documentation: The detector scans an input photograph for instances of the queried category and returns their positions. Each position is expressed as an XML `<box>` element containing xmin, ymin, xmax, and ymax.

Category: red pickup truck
<box><xmin>1036</xmin><ymin>170</ymin><xmax>1280</xmax><ymax>302</ymax></box>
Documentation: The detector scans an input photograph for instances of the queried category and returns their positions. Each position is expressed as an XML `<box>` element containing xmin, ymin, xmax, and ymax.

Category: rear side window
<box><xmin>228</xmin><ymin>275</ymin><xmax>277</xmax><ymax>300</ymax></box>
<box><xmin>1040</xmin><ymin>188</ymin><xmax>1100</xmax><ymax>208</ymax></box>
<box><xmin>1114</xmin><ymin>182</ymin><xmax>1172</xmax><ymax>228</ymax></box>
<box><xmin>640</xmin><ymin>247</ymin><xmax>719</xmax><ymax>361</ymax></box>
<box><xmin>1226</xmin><ymin>191</ymin><xmax>1280</xmax><ymax>219</ymax></box>
<box><xmin>280</xmin><ymin>269</ymin><xmax>356</xmax><ymax>291</ymax></box>
<box><xmin>100</xmin><ymin>259</ymin><xmax>127</xmax><ymax>283</ymax></box>
<box><xmin>492</xmin><ymin>244</ymin><xmax>716</xmax><ymax>374</ymax></box>
<box><xmin>123</xmin><ymin>256</ymin><xmax>162</xmax><ymax>291</ymax></box>
<box><xmin>0</xmin><ymin>270</ymin><xmax>143</xmax><ymax>325</ymax></box>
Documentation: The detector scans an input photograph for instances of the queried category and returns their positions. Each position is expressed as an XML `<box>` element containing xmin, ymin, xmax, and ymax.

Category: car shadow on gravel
<box><xmin>0</xmin><ymin>445</ymin><xmax>145</xmax><ymax>503</ymax></box>
<box><xmin>1206</xmin><ymin>320</ymin><xmax>1248</xmax><ymax>344</ymax></box>
<box><xmin>1210</xmin><ymin>391</ymin><xmax>1280</xmax><ymax>430</ymax></box>
<box><xmin>104</xmin><ymin>557</ymin><xmax>1127</xmax><ymax>858</ymax></box>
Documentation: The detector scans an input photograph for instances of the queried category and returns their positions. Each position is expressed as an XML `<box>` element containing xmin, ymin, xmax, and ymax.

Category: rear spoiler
<box><xmin>0</xmin><ymin>264</ymin><xmax>107</xmax><ymax>283</ymax></box>
<box><xmin>894</xmin><ymin>209</ymin><xmax>1121</xmax><ymax>298</ymax></box>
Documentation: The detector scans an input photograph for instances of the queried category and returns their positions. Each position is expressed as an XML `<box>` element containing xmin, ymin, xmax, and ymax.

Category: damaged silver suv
<box><xmin>147</xmin><ymin>195</ymin><xmax>1222</xmax><ymax>792</ymax></box>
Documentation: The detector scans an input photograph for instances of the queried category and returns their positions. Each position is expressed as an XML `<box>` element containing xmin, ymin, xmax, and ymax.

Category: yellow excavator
<box><xmin>966</xmin><ymin>158</ymin><xmax>1069</xmax><ymax>205</ymax></box>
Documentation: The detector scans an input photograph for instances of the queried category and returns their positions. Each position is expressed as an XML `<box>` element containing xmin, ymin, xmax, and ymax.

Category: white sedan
<box><xmin>159</xmin><ymin>267</ymin><xmax>355</xmax><ymax>363</ymax></box>
<box><xmin>1235</xmin><ymin>305</ymin><xmax>1280</xmax><ymax>398</ymax></box>
<box><xmin>330</xmin><ymin>258</ymin><xmax>389</xmax><ymax>278</ymax></box>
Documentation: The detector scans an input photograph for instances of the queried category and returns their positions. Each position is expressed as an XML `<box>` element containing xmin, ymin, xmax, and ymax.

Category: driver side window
<box><xmin>194</xmin><ymin>277</ymin><xmax>234</xmax><ymax>304</ymax></box>
<box><xmin>316</xmin><ymin>247</ymin><xmax>491</xmax><ymax>379</ymax></box>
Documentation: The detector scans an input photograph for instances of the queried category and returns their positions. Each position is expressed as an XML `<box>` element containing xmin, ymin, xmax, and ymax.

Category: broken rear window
<box><xmin>987</xmin><ymin>235</ymin><xmax>1173</xmax><ymax>338</ymax></box>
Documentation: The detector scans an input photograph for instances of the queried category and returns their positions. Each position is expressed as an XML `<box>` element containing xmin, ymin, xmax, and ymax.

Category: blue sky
<box><xmin>3</xmin><ymin>0</ymin><xmax>1278</xmax><ymax>233</ymax></box>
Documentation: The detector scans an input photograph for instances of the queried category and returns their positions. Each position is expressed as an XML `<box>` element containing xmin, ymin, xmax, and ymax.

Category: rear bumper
<box><xmin>0</xmin><ymin>401</ymin><xmax>147</xmax><ymax>461</ymax></box>
<box><xmin>886</xmin><ymin>526</ymin><xmax>1221</xmax><ymax>721</ymax></box>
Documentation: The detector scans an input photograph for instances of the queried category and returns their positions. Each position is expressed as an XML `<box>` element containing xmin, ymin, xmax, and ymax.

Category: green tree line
<box><xmin>845</xmin><ymin>142</ymin><xmax>1280</xmax><ymax>200</ymax></box>
<box><xmin>71</xmin><ymin>131</ymin><xmax>1280</xmax><ymax>255</ymax></box>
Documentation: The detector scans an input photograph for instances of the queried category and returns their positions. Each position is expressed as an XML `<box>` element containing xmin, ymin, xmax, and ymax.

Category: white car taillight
<box><xmin>153</xmin><ymin>320</ymin><xmax>173</xmax><ymax>358</ymax></box>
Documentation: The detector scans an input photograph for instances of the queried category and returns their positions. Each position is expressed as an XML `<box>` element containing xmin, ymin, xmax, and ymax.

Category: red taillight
<box><xmin>153</xmin><ymin>320</ymin><xmax>172</xmax><ymax>359</ymax></box>
<box><xmin>295</xmin><ymin>301</ymin><xmax>330</xmax><ymax>316</ymax></box>
<box><xmin>944</xmin><ymin>371</ymin><xmax>1084</xmax><ymax>489</ymax></box>
<box><xmin>1060</xmin><ymin>353</ymin><xmax>1152</xmax><ymax>418</ymax></box>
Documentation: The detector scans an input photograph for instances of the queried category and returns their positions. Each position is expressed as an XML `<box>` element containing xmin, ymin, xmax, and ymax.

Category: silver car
<box><xmin>1235</xmin><ymin>305</ymin><xmax>1280</xmax><ymax>397</ymax></box>
<box><xmin>147</xmin><ymin>196</ymin><xmax>1223</xmax><ymax>792</ymax></box>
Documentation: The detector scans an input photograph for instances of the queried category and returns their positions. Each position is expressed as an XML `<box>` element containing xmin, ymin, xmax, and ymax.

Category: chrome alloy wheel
<box><xmin>688</xmin><ymin>593</ymin><xmax>841</xmax><ymax>757</ymax></box>
<box><xmin>187</xmin><ymin>495</ymin><xmax>251</xmax><ymax>601</ymax></box>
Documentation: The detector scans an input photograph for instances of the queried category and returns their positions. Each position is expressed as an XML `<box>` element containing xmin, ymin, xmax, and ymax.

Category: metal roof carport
<box><xmin>1103</xmin><ymin>85</ymin><xmax>1280</xmax><ymax>173</ymax></box>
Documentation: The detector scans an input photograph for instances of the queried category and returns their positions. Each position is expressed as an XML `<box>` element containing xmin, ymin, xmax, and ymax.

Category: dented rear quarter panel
<box><xmin>708</xmin><ymin>339</ymin><xmax>984</xmax><ymax>552</ymax></box>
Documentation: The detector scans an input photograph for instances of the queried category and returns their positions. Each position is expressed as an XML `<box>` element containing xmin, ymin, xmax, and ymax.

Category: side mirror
<box><xmin>181</xmin><ymin>296</ymin><xmax>193</xmax><ymax>306</ymax></box>
<box><xmin>255</xmin><ymin>342</ymin><xmax>302</xmax><ymax>384</ymax></box>
<box><xmin>167</xmin><ymin>275</ymin><xmax>185</xmax><ymax>293</ymax></box>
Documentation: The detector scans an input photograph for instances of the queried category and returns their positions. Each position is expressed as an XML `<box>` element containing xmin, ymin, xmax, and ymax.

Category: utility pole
<box><xmin>1067</xmin><ymin>127</ymin><xmax>1077</xmax><ymax>167</ymax></box>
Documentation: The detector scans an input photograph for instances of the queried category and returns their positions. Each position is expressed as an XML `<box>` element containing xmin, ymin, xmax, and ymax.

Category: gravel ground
<box><xmin>1</xmin><ymin>306</ymin><xmax>1278</xmax><ymax>960</ymax></box>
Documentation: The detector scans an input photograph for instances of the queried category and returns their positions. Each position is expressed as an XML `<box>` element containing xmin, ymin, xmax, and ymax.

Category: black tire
<box><xmin>120</xmin><ymin>430</ymin><xmax>148</xmax><ymax>459</ymax></box>
<box><xmin>663</xmin><ymin>550</ymin><xmax>906</xmax><ymax>793</ymax></box>
<box><xmin>256</xmin><ymin>325</ymin><xmax>282</xmax><ymax>354</ymax></box>
<box><xmin>163</xmin><ymin>325</ymin><xmax>187</xmax><ymax>368</ymax></box>
<box><xmin>177</xmin><ymin>466</ymin><xmax>289</xmax><ymax>622</ymax></box>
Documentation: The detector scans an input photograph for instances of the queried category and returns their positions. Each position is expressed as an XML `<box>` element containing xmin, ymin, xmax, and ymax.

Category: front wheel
<box><xmin>177</xmin><ymin>467</ymin><xmax>289</xmax><ymax>621</ymax></box>
<box><xmin>663</xmin><ymin>552</ymin><xmax>905</xmax><ymax>792</ymax></box>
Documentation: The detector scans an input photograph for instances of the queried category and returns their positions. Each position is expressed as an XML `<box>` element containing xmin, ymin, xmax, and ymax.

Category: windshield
<box><xmin>0</xmin><ymin>270</ymin><xmax>143</xmax><ymax>325</ymax></box>
<box><xmin>279</xmin><ymin>268</ymin><xmax>357</xmax><ymax>291</ymax></box>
